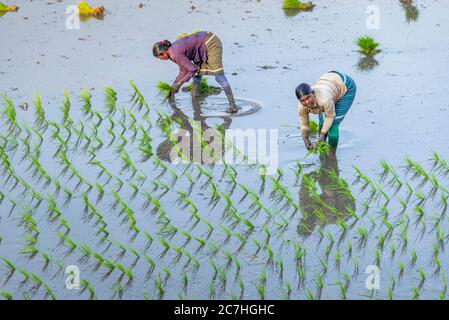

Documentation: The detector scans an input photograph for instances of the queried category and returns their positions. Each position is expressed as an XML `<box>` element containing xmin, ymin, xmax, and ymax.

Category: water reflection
<box><xmin>297</xmin><ymin>153</ymin><xmax>356</xmax><ymax>237</ymax></box>
<box><xmin>399</xmin><ymin>0</ymin><xmax>419</xmax><ymax>23</ymax></box>
<box><xmin>156</xmin><ymin>97</ymin><xmax>232</xmax><ymax>164</ymax></box>
<box><xmin>357</xmin><ymin>56</ymin><xmax>379</xmax><ymax>72</ymax></box>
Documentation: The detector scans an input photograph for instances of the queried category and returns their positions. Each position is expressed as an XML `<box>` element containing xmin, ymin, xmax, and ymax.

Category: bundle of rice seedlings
<box><xmin>306</xmin><ymin>141</ymin><xmax>331</xmax><ymax>156</ymax></box>
<box><xmin>155</xmin><ymin>82</ymin><xmax>172</xmax><ymax>95</ymax></box>
<box><xmin>356</xmin><ymin>36</ymin><xmax>381</xmax><ymax>56</ymax></box>
<box><xmin>182</xmin><ymin>78</ymin><xmax>221</xmax><ymax>95</ymax></box>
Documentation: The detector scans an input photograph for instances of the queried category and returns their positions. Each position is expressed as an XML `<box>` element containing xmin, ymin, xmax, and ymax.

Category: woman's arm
<box><xmin>172</xmin><ymin>53</ymin><xmax>198</xmax><ymax>84</ymax></box>
<box><xmin>321</xmin><ymin>99</ymin><xmax>336</xmax><ymax>135</ymax></box>
<box><xmin>174</xmin><ymin>65</ymin><xmax>188</xmax><ymax>84</ymax></box>
<box><xmin>299</xmin><ymin>103</ymin><xmax>313</xmax><ymax>150</ymax></box>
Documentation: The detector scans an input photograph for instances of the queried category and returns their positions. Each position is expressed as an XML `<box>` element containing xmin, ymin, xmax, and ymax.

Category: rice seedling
<box><xmin>18</xmin><ymin>267</ymin><xmax>31</xmax><ymax>283</ymax></box>
<box><xmin>20</xmin><ymin>244</ymin><xmax>39</xmax><ymax>260</ymax></box>
<box><xmin>356</xmin><ymin>227</ymin><xmax>368</xmax><ymax>247</ymax></box>
<box><xmin>159</xmin><ymin>237</ymin><xmax>171</xmax><ymax>257</ymax></box>
<box><xmin>111</xmin><ymin>281</ymin><xmax>125</xmax><ymax>300</ymax></box>
<box><xmin>418</xmin><ymin>268</ymin><xmax>426</xmax><ymax>288</ymax></box>
<box><xmin>356</xmin><ymin>36</ymin><xmax>380</xmax><ymax>56</ymax></box>
<box><xmin>256</xmin><ymin>282</ymin><xmax>266</xmax><ymax>300</ymax></box>
<box><xmin>129</xmin><ymin>80</ymin><xmax>150</xmax><ymax>113</ymax></box>
<box><xmin>411</xmin><ymin>287</ymin><xmax>420</xmax><ymax>300</ymax></box>
<box><xmin>337</xmin><ymin>281</ymin><xmax>346</xmax><ymax>300</ymax></box>
<box><xmin>115</xmin><ymin>262</ymin><xmax>134</xmax><ymax>282</ymax></box>
<box><xmin>103</xmin><ymin>86</ymin><xmax>118</xmax><ymax>116</ymax></box>
<box><xmin>438</xmin><ymin>274</ymin><xmax>448</xmax><ymax>300</ymax></box>
<box><xmin>80</xmin><ymin>279</ymin><xmax>96</xmax><ymax>300</ymax></box>
<box><xmin>208</xmin><ymin>281</ymin><xmax>216</xmax><ymax>299</ymax></box>
<box><xmin>253</xmin><ymin>239</ymin><xmax>262</xmax><ymax>254</ymax></box>
<box><xmin>335</xmin><ymin>249</ymin><xmax>341</xmax><ymax>270</ymax></box>
<box><xmin>60</xmin><ymin>90</ymin><xmax>72</xmax><ymax>126</ymax></box>
<box><xmin>143</xmin><ymin>254</ymin><xmax>155</xmax><ymax>277</ymax></box>
<box><xmin>1</xmin><ymin>291</ymin><xmax>12</xmax><ymax>300</ymax></box>
<box><xmin>1</xmin><ymin>94</ymin><xmax>21</xmax><ymax>135</ymax></box>
<box><xmin>352</xmin><ymin>257</ymin><xmax>359</xmax><ymax>278</ymax></box>
<box><xmin>1</xmin><ymin>257</ymin><xmax>16</xmax><ymax>275</ymax></box>
<box><xmin>409</xmin><ymin>250</ymin><xmax>417</xmax><ymax>267</ymax></box>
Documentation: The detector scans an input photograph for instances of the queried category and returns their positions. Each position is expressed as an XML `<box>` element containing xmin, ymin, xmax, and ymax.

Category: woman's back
<box><xmin>169</xmin><ymin>31</ymin><xmax>208</xmax><ymax>65</ymax></box>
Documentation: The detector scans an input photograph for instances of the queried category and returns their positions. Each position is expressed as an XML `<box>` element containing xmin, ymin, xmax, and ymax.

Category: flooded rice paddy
<box><xmin>1</xmin><ymin>0</ymin><xmax>449</xmax><ymax>299</ymax></box>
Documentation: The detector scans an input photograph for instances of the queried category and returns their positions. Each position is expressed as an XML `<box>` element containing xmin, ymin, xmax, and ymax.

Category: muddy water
<box><xmin>1</xmin><ymin>0</ymin><xmax>449</xmax><ymax>299</ymax></box>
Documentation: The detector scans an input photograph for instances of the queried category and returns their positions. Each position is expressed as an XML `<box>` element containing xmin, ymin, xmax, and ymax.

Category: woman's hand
<box><xmin>316</xmin><ymin>132</ymin><xmax>327</xmax><ymax>146</ymax></box>
<box><xmin>167</xmin><ymin>81</ymin><xmax>182</xmax><ymax>99</ymax></box>
<box><xmin>302</xmin><ymin>132</ymin><xmax>314</xmax><ymax>151</ymax></box>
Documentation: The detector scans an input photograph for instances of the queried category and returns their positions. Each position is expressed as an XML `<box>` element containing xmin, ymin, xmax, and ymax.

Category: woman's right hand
<box><xmin>302</xmin><ymin>134</ymin><xmax>313</xmax><ymax>151</ymax></box>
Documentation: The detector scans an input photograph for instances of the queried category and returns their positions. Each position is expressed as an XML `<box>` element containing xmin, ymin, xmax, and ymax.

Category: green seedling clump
<box><xmin>155</xmin><ymin>82</ymin><xmax>172</xmax><ymax>95</ymax></box>
<box><xmin>307</xmin><ymin>141</ymin><xmax>331</xmax><ymax>156</ymax></box>
<box><xmin>182</xmin><ymin>78</ymin><xmax>221</xmax><ymax>95</ymax></box>
<box><xmin>282</xmin><ymin>0</ymin><xmax>315</xmax><ymax>10</ymax></box>
<box><xmin>356</xmin><ymin>36</ymin><xmax>381</xmax><ymax>56</ymax></box>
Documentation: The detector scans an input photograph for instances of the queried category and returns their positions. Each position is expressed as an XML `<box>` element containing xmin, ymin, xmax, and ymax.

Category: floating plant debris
<box><xmin>282</xmin><ymin>0</ymin><xmax>315</xmax><ymax>10</ymax></box>
<box><xmin>0</xmin><ymin>2</ymin><xmax>18</xmax><ymax>12</ymax></box>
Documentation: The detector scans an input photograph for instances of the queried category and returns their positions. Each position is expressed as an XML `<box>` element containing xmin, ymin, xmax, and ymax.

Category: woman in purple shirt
<box><xmin>153</xmin><ymin>31</ymin><xmax>238</xmax><ymax>113</ymax></box>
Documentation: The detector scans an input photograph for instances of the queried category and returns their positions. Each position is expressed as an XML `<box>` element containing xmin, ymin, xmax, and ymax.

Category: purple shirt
<box><xmin>168</xmin><ymin>31</ymin><xmax>208</xmax><ymax>84</ymax></box>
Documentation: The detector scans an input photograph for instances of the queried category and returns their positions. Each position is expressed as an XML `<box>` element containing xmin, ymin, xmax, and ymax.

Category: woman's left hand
<box><xmin>316</xmin><ymin>133</ymin><xmax>326</xmax><ymax>145</ymax></box>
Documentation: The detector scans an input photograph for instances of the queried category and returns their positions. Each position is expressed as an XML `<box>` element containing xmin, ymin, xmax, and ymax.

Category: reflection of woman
<box><xmin>296</xmin><ymin>71</ymin><xmax>356</xmax><ymax>151</ymax></box>
<box><xmin>153</xmin><ymin>31</ymin><xmax>238</xmax><ymax>113</ymax></box>
<box><xmin>298</xmin><ymin>153</ymin><xmax>356</xmax><ymax>237</ymax></box>
<box><xmin>156</xmin><ymin>98</ymin><xmax>232</xmax><ymax>164</ymax></box>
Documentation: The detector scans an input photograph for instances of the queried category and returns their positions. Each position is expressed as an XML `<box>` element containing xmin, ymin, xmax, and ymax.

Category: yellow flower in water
<box><xmin>0</xmin><ymin>2</ymin><xmax>19</xmax><ymax>11</ymax></box>
<box><xmin>78</xmin><ymin>1</ymin><xmax>105</xmax><ymax>17</ymax></box>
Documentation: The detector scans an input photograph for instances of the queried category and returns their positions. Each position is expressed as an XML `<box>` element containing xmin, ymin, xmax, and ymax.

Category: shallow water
<box><xmin>1</xmin><ymin>0</ymin><xmax>449</xmax><ymax>300</ymax></box>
